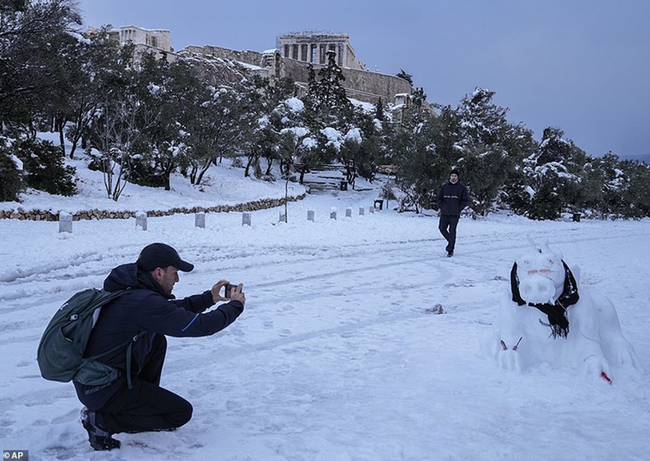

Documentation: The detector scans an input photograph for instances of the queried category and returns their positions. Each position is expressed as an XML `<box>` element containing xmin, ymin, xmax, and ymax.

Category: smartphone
<box><xmin>224</xmin><ymin>283</ymin><xmax>237</xmax><ymax>298</ymax></box>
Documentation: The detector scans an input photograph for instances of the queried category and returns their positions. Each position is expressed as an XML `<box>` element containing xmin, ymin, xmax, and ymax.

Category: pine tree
<box><xmin>455</xmin><ymin>88</ymin><xmax>536</xmax><ymax>215</ymax></box>
<box><xmin>396</xmin><ymin>70</ymin><xmax>413</xmax><ymax>85</ymax></box>
<box><xmin>306</xmin><ymin>51</ymin><xmax>352</xmax><ymax>115</ymax></box>
<box><xmin>517</xmin><ymin>128</ymin><xmax>586</xmax><ymax>220</ymax></box>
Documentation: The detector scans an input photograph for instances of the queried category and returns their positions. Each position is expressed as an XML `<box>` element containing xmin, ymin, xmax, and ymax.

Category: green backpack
<box><xmin>37</xmin><ymin>288</ymin><xmax>141</xmax><ymax>388</ymax></box>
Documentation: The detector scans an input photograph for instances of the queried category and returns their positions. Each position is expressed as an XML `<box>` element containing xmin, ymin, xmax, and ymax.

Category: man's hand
<box><xmin>211</xmin><ymin>280</ymin><xmax>246</xmax><ymax>306</ymax></box>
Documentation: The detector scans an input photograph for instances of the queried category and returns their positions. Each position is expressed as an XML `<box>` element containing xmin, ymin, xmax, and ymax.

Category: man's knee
<box><xmin>172</xmin><ymin>400</ymin><xmax>193</xmax><ymax>428</ymax></box>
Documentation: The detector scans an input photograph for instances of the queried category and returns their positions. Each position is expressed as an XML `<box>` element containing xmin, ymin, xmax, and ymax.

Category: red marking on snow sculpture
<box><xmin>488</xmin><ymin>240</ymin><xmax>639</xmax><ymax>382</ymax></box>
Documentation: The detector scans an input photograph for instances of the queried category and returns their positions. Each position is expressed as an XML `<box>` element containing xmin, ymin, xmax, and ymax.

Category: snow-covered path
<box><xmin>2</xmin><ymin>193</ymin><xmax>650</xmax><ymax>460</ymax></box>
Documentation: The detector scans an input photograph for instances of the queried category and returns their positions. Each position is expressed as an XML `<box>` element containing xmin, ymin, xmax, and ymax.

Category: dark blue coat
<box><xmin>437</xmin><ymin>181</ymin><xmax>469</xmax><ymax>217</ymax></box>
<box><xmin>74</xmin><ymin>263</ymin><xmax>243</xmax><ymax>409</ymax></box>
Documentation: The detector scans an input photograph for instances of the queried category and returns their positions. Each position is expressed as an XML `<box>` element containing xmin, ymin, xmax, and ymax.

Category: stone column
<box><xmin>319</xmin><ymin>44</ymin><xmax>326</xmax><ymax>64</ymax></box>
<box><xmin>310</xmin><ymin>44</ymin><xmax>317</xmax><ymax>63</ymax></box>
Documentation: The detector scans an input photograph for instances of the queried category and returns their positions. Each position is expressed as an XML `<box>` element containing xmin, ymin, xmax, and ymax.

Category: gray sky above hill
<box><xmin>76</xmin><ymin>0</ymin><xmax>650</xmax><ymax>161</ymax></box>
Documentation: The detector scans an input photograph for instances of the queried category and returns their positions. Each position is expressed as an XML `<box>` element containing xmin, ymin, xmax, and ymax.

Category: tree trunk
<box><xmin>163</xmin><ymin>160</ymin><xmax>174</xmax><ymax>191</ymax></box>
<box><xmin>195</xmin><ymin>158</ymin><xmax>212</xmax><ymax>185</ymax></box>
<box><xmin>57</xmin><ymin>119</ymin><xmax>66</xmax><ymax>156</ymax></box>
<box><xmin>245</xmin><ymin>155</ymin><xmax>254</xmax><ymax>177</ymax></box>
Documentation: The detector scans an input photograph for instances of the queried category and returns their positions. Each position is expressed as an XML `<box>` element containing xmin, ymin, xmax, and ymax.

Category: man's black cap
<box><xmin>137</xmin><ymin>243</ymin><xmax>194</xmax><ymax>272</ymax></box>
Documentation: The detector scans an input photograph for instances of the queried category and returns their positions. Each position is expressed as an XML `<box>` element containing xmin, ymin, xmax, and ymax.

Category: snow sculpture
<box><xmin>488</xmin><ymin>240</ymin><xmax>639</xmax><ymax>383</ymax></box>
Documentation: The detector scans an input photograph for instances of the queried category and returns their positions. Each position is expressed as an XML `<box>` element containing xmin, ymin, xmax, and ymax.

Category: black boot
<box><xmin>80</xmin><ymin>407</ymin><xmax>121</xmax><ymax>451</ymax></box>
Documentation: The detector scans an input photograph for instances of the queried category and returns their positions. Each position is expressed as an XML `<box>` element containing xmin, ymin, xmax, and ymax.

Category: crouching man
<box><xmin>76</xmin><ymin>243</ymin><xmax>245</xmax><ymax>450</ymax></box>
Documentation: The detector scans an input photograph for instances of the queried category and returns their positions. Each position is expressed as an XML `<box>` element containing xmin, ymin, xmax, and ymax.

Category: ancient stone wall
<box><xmin>186</xmin><ymin>45</ymin><xmax>412</xmax><ymax>104</ymax></box>
<box><xmin>281</xmin><ymin>58</ymin><xmax>412</xmax><ymax>104</ymax></box>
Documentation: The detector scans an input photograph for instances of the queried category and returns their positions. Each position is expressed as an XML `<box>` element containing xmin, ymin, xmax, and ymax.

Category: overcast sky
<box><xmin>76</xmin><ymin>0</ymin><xmax>650</xmax><ymax>160</ymax></box>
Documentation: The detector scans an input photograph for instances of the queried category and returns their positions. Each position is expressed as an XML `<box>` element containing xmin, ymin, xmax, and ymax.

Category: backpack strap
<box><xmin>124</xmin><ymin>332</ymin><xmax>147</xmax><ymax>390</ymax></box>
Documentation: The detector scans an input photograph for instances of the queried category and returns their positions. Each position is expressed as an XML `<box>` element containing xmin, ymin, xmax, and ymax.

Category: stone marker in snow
<box><xmin>58</xmin><ymin>212</ymin><xmax>72</xmax><ymax>233</ymax></box>
<box><xmin>195</xmin><ymin>212</ymin><xmax>205</xmax><ymax>228</ymax></box>
<box><xmin>135</xmin><ymin>211</ymin><xmax>147</xmax><ymax>231</ymax></box>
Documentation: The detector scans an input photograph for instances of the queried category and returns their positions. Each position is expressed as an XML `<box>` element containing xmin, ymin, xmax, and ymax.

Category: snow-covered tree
<box><xmin>455</xmin><ymin>88</ymin><xmax>536</xmax><ymax>215</ymax></box>
<box><xmin>0</xmin><ymin>0</ymin><xmax>82</xmax><ymax>130</ymax></box>
<box><xmin>513</xmin><ymin>127</ymin><xmax>586</xmax><ymax>220</ymax></box>
<box><xmin>184</xmin><ymin>85</ymin><xmax>247</xmax><ymax>185</ymax></box>
<box><xmin>239</xmin><ymin>76</ymin><xmax>297</xmax><ymax>178</ymax></box>
<box><xmin>63</xmin><ymin>27</ymin><xmax>123</xmax><ymax>158</ymax></box>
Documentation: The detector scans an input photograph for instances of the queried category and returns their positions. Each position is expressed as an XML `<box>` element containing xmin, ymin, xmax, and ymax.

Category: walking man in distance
<box><xmin>437</xmin><ymin>169</ymin><xmax>469</xmax><ymax>257</ymax></box>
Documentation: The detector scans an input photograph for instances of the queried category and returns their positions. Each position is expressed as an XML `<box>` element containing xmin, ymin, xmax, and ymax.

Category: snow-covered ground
<box><xmin>1</xmin><ymin>159</ymin><xmax>649</xmax><ymax>460</ymax></box>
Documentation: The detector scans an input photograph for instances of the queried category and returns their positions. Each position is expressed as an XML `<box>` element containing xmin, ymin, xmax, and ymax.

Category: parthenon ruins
<box><xmin>277</xmin><ymin>32</ymin><xmax>365</xmax><ymax>71</ymax></box>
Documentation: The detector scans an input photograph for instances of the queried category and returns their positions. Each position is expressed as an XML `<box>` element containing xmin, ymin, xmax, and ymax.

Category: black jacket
<box><xmin>437</xmin><ymin>181</ymin><xmax>469</xmax><ymax>217</ymax></box>
<box><xmin>74</xmin><ymin>263</ymin><xmax>243</xmax><ymax>409</ymax></box>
